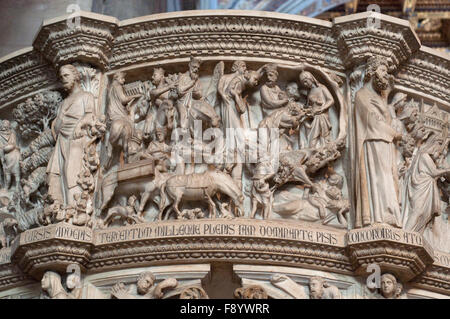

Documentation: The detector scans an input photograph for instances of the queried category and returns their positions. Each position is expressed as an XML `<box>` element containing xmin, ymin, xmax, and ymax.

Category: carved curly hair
<box><xmin>59</xmin><ymin>64</ymin><xmax>81</xmax><ymax>83</ymax></box>
<box><xmin>364</xmin><ymin>55</ymin><xmax>390</xmax><ymax>83</ymax></box>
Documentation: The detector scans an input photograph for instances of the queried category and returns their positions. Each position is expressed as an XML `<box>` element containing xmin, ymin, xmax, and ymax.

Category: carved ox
<box><xmin>158</xmin><ymin>169</ymin><xmax>244</xmax><ymax>220</ymax></box>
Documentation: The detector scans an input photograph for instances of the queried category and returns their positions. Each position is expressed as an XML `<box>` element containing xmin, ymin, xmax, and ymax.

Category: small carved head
<box><xmin>152</xmin><ymin>67</ymin><xmax>165</xmax><ymax>85</ymax></box>
<box><xmin>286</xmin><ymin>82</ymin><xmax>300</xmax><ymax>101</ymax></box>
<box><xmin>309</xmin><ymin>276</ymin><xmax>325</xmax><ymax>299</ymax></box>
<box><xmin>390</xmin><ymin>92</ymin><xmax>407</xmax><ymax>110</ymax></box>
<box><xmin>1</xmin><ymin>120</ymin><xmax>10</xmax><ymax>131</ymax></box>
<box><xmin>299</xmin><ymin>71</ymin><xmax>317</xmax><ymax>89</ymax></box>
<box><xmin>189</xmin><ymin>57</ymin><xmax>201</xmax><ymax>79</ymax></box>
<box><xmin>59</xmin><ymin>64</ymin><xmax>81</xmax><ymax>91</ymax></box>
<box><xmin>41</xmin><ymin>271</ymin><xmax>66</xmax><ymax>298</ymax></box>
<box><xmin>231</xmin><ymin>60</ymin><xmax>247</xmax><ymax>75</ymax></box>
<box><xmin>265</xmin><ymin>64</ymin><xmax>278</xmax><ymax>82</ymax></box>
<box><xmin>244</xmin><ymin>70</ymin><xmax>260</xmax><ymax>87</ymax></box>
<box><xmin>380</xmin><ymin>273</ymin><xmax>399</xmax><ymax>299</ymax></box>
<box><xmin>128</xmin><ymin>195</ymin><xmax>137</xmax><ymax>206</ymax></box>
<box><xmin>155</xmin><ymin>126</ymin><xmax>167</xmax><ymax>141</ymax></box>
<box><xmin>136</xmin><ymin>271</ymin><xmax>155</xmax><ymax>295</ymax></box>
<box><xmin>327</xmin><ymin>174</ymin><xmax>344</xmax><ymax>189</ymax></box>
<box><xmin>66</xmin><ymin>273</ymin><xmax>80</xmax><ymax>291</ymax></box>
<box><xmin>113</xmin><ymin>72</ymin><xmax>126</xmax><ymax>85</ymax></box>
<box><xmin>364</xmin><ymin>56</ymin><xmax>391</xmax><ymax>92</ymax></box>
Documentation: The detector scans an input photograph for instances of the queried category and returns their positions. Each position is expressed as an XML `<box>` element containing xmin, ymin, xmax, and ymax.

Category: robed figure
<box><xmin>402</xmin><ymin>134</ymin><xmax>449</xmax><ymax>233</ymax></box>
<box><xmin>47</xmin><ymin>65</ymin><xmax>95</xmax><ymax>206</ymax></box>
<box><xmin>353</xmin><ymin>57</ymin><xmax>402</xmax><ymax>228</ymax></box>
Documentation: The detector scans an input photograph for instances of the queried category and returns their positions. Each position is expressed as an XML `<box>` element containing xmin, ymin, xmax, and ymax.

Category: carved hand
<box><xmin>111</xmin><ymin>282</ymin><xmax>130</xmax><ymax>299</ymax></box>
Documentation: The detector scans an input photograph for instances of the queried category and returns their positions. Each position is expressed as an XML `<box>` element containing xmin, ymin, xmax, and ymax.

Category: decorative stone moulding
<box><xmin>0</xmin><ymin>9</ymin><xmax>449</xmax><ymax>299</ymax></box>
<box><xmin>8</xmin><ymin>220</ymin><xmax>350</xmax><ymax>277</ymax></box>
<box><xmin>0</xmin><ymin>248</ymin><xmax>32</xmax><ymax>291</ymax></box>
<box><xmin>33</xmin><ymin>12</ymin><xmax>119</xmax><ymax>71</ymax></box>
<box><xmin>412</xmin><ymin>251</ymin><xmax>450</xmax><ymax>295</ymax></box>
<box><xmin>0</xmin><ymin>48</ymin><xmax>57</xmax><ymax>107</ymax></box>
<box><xmin>396</xmin><ymin>47</ymin><xmax>450</xmax><ymax>109</ymax></box>
<box><xmin>11</xmin><ymin>223</ymin><xmax>94</xmax><ymax>279</ymax></box>
<box><xmin>111</xmin><ymin>10</ymin><xmax>344</xmax><ymax>72</ymax></box>
<box><xmin>347</xmin><ymin>225</ymin><xmax>435</xmax><ymax>282</ymax></box>
<box><xmin>333</xmin><ymin>12</ymin><xmax>421</xmax><ymax>70</ymax></box>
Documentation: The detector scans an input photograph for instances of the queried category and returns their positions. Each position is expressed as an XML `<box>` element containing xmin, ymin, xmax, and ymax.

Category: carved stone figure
<box><xmin>0</xmin><ymin>120</ymin><xmax>21</xmax><ymax>192</ymax></box>
<box><xmin>402</xmin><ymin>133</ymin><xmax>450</xmax><ymax>233</ymax></box>
<box><xmin>299</xmin><ymin>70</ymin><xmax>334</xmax><ymax>148</ymax></box>
<box><xmin>353</xmin><ymin>56</ymin><xmax>402</xmax><ymax>228</ymax></box>
<box><xmin>139</xmin><ymin>126</ymin><xmax>172</xmax><ymax>173</ymax></box>
<box><xmin>270</xmin><ymin>274</ymin><xmax>307</xmax><ymax>299</ymax></box>
<box><xmin>371</xmin><ymin>273</ymin><xmax>406</xmax><ymax>299</ymax></box>
<box><xmin>148</xmin><ymin>67</ymin><xmax>177</xmax><ymax>133</ymax></box>
<box><xmin>176</xmin><ymin>57</ymin><xmax>203</xmax><ymax>130</ymax></box>
<box><xmin>66</xmin><ymin>272</ymin><xmax>82</xmax><ymax>299</ymax></box>
<box><xmin>137</xmin><ymin>170</ymin><xmax>173</xmax><ymax>216</ymax></box>
<box><xmin>110</xmin><ymin>271</ymin><xmax>178</xmax><ymax>299</ymax></box>
<box><xmin>309</xmin><ymin>276</ymin><xmax>342</xmax><ymax>299</ymax></box>
<box><xmin>260</xmin><ymin>64</ymin><xmax>289</xmax><ymax>117</ymax></box>
<box><xmin>257</xmin><ymin>101</ymin><xmax>305</xmax><ymax>166</ymax></box>
<box><xmin>99</xmin><ymin>195</ymin><xmax>144</xmax><ymax>228</ymax></box>
<box><xmin>179</xmin><ymin>208</ymin><xmax>205</xmax><ymax>220</ymax></box>
<box><xmin>46</xmin><ymin>64</ymin><xmax>96</xmax><ymax>206</ymax></box>
<box><xmin>106</xmin><ymin>71</ymin><xmax>141</xmax><ymax>167</ymax></box>
<box><xmin>159</xmin><ymin>168</ymin><xmax>244</xmax><ymax>220</ymax></box>
<box><xmin>66</xmin><ymin>191</ymin><xmax>93</xmax><ymax>227</ymax></box>
<box><xmin>0</xmin><ymin>214</ymin><xmax>18</xmax><ymax>248</ymax></box>
<box><xmin>234</xmin><ymin>285</ymin><xmax>268</xmax><ymax>299</ymax></box>
<box><xmin>306</xmin><ymin>174</ymin><xmax>349</xmax><ymax>227</ymax></box>
<box><xmin>250</xmin><ymin>177</ymin><xmax>273</xmax><ymax>220</ymax></box>
<box><xmin>217</xmin><ymin>61</ymin><xmax>265</xmax><ymax>188</ymax></box>
<box><xmin>41</xmin><ymin>271</ymin><xmax>82</xmax><ymax>299</ymax></box>
<box><xmin>179</xmin><ymin>286</ymin><xmax>209</xmax><ymax>299</ymax></box>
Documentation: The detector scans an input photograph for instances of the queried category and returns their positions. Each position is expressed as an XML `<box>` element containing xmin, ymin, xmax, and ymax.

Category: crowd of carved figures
<box><xmin>38</xmin><ymin>268</ymin><xmax>405</xmax><ymax>299</ymax></box>
<box><xmin>0</xmin><ymin>55</ymin><xmax>447</xmax><ymax>241</ymax></box>
<box><xmin>0</xmin><ymin>55</ymin><xmax>447</xmax><ymax>298</ymax></box>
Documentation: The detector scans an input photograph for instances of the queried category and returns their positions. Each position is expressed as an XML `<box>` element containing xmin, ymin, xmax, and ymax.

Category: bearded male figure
<box><xmin>46</xmin><ymin>64</ymin><xmax>95</xmax><ymax>206</ymax></box>
<box><xmin>353</xmin><ymin>56</ymin><xmax>402</xmax><ymax>228</ymax></box>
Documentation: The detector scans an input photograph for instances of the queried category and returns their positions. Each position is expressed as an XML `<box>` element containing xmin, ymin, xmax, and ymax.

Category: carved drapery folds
<box><xmin>0</xmin><ymin>10</ymin><xmax>448</xmax><ymax>298</ymax></box>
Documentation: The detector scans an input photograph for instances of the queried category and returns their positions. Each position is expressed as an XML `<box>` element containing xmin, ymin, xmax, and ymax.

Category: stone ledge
<box><xmin>347</xmin><ymin>225</ymin><xmax>435</xmax><ymax>282</ymax></box>
<box><xmin>0</xmin><ymin>248</ymin><xmax>34</xmax><ymax>292</ymax></box>
<box><xmin>11</xmin><ymin>223</ymin><xmax>94</xmax><ymax>279</ymax></box>
<box><xmin>412</xmin><ymin>251</ymin><xmax>450</xmax><ymax>295</ymax></box>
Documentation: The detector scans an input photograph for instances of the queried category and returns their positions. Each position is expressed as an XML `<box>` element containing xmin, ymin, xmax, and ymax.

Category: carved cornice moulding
<box><xmin>1</xmin><ymin>220</ymin><xmax>448</xmax><ymax>295</ymax></box>
<box><xmin>396</xmin><ymin>47</ymin><xmax>450</xmax><ymax>109</ymax></box>
<box><xmin>111</xmin><ymin>10</ymin><xmax>342</xmax><ymax>71</ymax></box>
<box><xmin>347</xmin><ymin>225</ymin><xmax>435</xmax><ymax>282</ymax></box>
<box><xmin>0</xmin><ymin>248</ymin><xmax>33</xmax><ymax>291</ymax></box>
<box><xmin>0</xmin><ymin>48</ymin><xmax>57</xmax><ymax>106</ymax></box>
<box><xmin>0</xmin><ymin>10</ymin><xmax>448</xmax><ymax>108</ymax></box>
<box><xmin>33</xmin><ymin>12</ymin><xmax>119</xmax><ymax>71</ymax></box>
<box><xmin>412</xmin><ymin>251</ymin><xmax>450</xmax><ymax>295</ymax></box>
<box><xmin>333</xmin><ymin>12</ymin><xmax>422</xmax><ymax>70</ymax></box>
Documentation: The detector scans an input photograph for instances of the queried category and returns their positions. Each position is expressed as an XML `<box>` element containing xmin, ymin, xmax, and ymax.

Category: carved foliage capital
<box><xmin>333</xmin><ymin>12</ymin><xmax>421</xmax><ymax>70</ymax></box>
<box><xmin>33</xmin><ymin>12</ymin><xmax>119</xmax><ymax>71</ymax></box>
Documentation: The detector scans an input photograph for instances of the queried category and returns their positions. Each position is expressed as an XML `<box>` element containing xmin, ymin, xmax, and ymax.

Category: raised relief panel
<box><xmin>0</xmin><ymin>10</ymin><xmax>448</xmax><ymax>298</ymax></box>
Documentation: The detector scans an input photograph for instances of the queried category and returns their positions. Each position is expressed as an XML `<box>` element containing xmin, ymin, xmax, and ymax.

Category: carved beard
<box><xmin>310</xmin><ymin>290</ymin><xmax>323</xmax><ymax>299</ymax></box>
<box><xmin>63</xmin><ymin>80</ymin><xmax>75</xmax><ymax>91</ymax></box>
<box><xmin>372</xmin><ymin>72</ymin><xmax>389</xmax><ymax>93</ymax></box>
